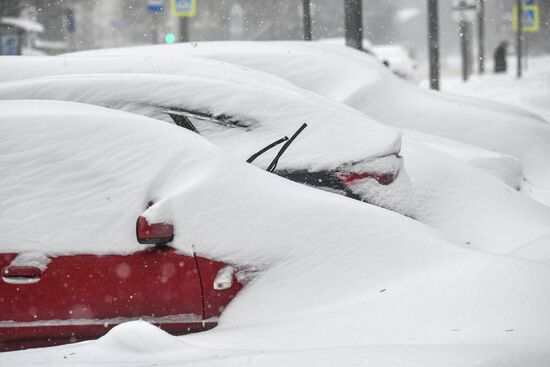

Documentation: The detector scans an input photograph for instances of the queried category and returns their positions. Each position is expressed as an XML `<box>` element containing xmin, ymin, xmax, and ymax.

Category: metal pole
<box><xmin>460</xmin><ymin>20</ymin><xmax>467</xmax><ymax>81</ymax></box>
<box><xmin>516</xmin><ymin>0</ymin><xmax>522</xmax><ymax>78</ymax></box>
<box><xmin>344</xmin><ymin>0</ymin><xmax>363</xmax><ymax>50</ymax></box>
<box><xmin>427</xmin><ymin>0</ymin><xmax>440</xmax><ymax>90</ymax></box>
<box><xmin>152</xmin><ymin>13</ymin><xmax>159</xmax><ymax>44</ymax></box>
<box><xmin>477</xmin><ymin>0</ymin><xmax>485</xmax><ymax>74</ymax></box>
<box><xmin>179</xmin><ymin>17</ymin><xmax>189</xmax><ymax>42</ymax></box>
<box><xmin>522</xmin><ymin>33</ymin><xmax>529</xmax><ymax>71</ymax></box>
<box><xmin>302</xmin><ymin>0</ymin><xmax>312</xmax><ymax>41</ymax></box>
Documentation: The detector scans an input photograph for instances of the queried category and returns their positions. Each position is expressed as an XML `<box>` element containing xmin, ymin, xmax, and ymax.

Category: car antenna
<box><xmin>247</xmin><ymin>136</ymin><xmax>289</xmax><ymax>163</ymax></box>
<box><xmin>267</xmin><ymin>123</ymin><xmax>308</xmax><ymax>173</ymax></box>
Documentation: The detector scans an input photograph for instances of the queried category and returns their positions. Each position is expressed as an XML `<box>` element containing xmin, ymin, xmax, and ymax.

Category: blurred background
<box><xmin>1</xmin><ymin>0</ymin><xmax>549</xmax><ymax>79</ymax></box>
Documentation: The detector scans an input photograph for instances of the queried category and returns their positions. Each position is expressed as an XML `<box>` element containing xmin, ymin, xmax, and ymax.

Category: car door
<box><xmin>0</xmin><ymin>246</ymin><xmax>204</xmax><ymax>351</ymax></box>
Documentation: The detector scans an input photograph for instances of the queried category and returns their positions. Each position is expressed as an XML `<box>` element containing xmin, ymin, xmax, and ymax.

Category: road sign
<box><xmin>147</xmin><ymin>0</ymin><xmax>164</xmax><ymax>14</ymax></box>
<box><xmin>513</xmin><ymin>4</ymin><xmax>540</xmax><ymax>32</ymax></box>
<box><xmin>64</xmin><ymin>8</ymin><xmax>75</xmax><ymax>33</ymax></box>
<box><xmin>171</xmin><ymin>0</ymin><xmax>196</xmax><ymax>17</ymax></box>
<box><xmin>0</xmin><ymin>35</ymin><xmax>20</xmax><ymax>55</ymax></box>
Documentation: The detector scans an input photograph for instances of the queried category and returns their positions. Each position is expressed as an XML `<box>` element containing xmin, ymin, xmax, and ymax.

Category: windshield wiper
<box><xmin>247</xmin><ymin>136</ymin><xmax>289</xmax><ymax>163</ymax></box>
<box><xmin>169</xmin><ymin>114</ymin><xmax>199</xmax><ymax>133</ymax></box>
<box><xmin>267</xmin><ymin>123</ymin><xmax>308</xmax><ymax>173</ymax></box>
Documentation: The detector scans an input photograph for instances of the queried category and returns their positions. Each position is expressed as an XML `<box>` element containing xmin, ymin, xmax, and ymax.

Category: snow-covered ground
<box><xmin>444</xmin><ymin>56</ymin><xmax>550</xmax><ymax>125</ymax></box>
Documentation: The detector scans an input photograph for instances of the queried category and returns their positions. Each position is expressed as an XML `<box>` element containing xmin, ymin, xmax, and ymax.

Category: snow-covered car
<box><xmin>77</xmin><ymin>41</ymin><xmax>550</xmax><ymax>206</ymax></box>
<box><xmin>372</xmin><ymin>44</ymin><xmax>417</xmax><ymax>81</ymax></box>
<box><xmin>0</xmin><ymin>101</ymin><xmax>246</xmax><ymax>351</ymax></box>
<box><xmin>319</xmin><ymin>38</ymin><xmax>417</xmax><ymax>80</ymax></box>
<box><xmin>3</xmin><ymin>100</ymin><xmax>550</xmax><ymax>366</ymax></box>
<box><xmin>0</xmin><ymin>62</ymin><xmax>411</xmax><ymax>215</ymax></box>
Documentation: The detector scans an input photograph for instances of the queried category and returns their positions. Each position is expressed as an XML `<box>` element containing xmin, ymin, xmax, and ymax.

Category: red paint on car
<box><xmin>336</xmin><ymin>171</ymin><xmax>396</xmax><ymax>186</ymax></box>
<box><xmin>0</xmin><ymin>248</ymin><xmax>242</xmax><ymax>352</ymax></box>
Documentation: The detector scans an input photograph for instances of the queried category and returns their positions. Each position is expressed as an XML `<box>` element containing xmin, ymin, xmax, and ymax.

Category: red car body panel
<box><xmin>195</xmin><ymin>257</ymin><xmax>243</xmax><ymax>320</ymax></box>
<box><xmin>0</xmin><ymin>248</ymin><xmax>241</xmax><ymax>352</ymax></box>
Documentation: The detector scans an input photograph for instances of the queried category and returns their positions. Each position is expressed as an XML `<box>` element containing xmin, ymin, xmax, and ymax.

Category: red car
<box><xmin>0</xmin><ymin>101</ymin><xmax>243</xmax><ymax>352</ymax></box>
<box><xmin>0</xmin><ymin>227</ymin><xmax>242</xmax><ymax>352</ymax></box>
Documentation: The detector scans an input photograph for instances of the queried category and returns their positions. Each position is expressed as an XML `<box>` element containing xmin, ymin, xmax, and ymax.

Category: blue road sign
<box><xmin>147</xmin><ymin>0</ymin><xmax>164</xmax><ymax>13</ymax></box>
<box><xmin>65</xmin><ymin>8</ymin><xmax>75</xmax><ymax>33</ymax></box>
<box><xmin>0</xmin><ymin>35</ymin><xmax>20</xmax><ymax>55</ymax></box>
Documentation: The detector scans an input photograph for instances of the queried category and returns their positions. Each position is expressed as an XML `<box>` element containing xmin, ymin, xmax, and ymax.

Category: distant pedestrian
<box><xmin>494</xmin><ymin>41</ymin><xmax>508</xmax><ymax>73</ymax></box>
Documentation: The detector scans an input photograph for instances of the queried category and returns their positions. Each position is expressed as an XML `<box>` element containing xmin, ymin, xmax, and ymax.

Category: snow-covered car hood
<box><xmin>0</xmin><ymin>73</ymin><xmax>402</xmax><ymax>173</ymax></box>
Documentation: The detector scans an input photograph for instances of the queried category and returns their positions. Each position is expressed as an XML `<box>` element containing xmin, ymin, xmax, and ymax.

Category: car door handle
<box><xmin>2</xmin><ymin>265</ymin><xmax>42</xmax><ymax>284</ymax></box>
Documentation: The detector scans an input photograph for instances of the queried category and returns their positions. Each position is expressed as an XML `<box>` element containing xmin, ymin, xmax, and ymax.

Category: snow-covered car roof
<box><xmin>72</xmin><ymin>41</ymin><xmax>550</xmax><ymax>204</ymax></box>
<box><xmin>3</xmin><ymin>103</ymin><xmax>550</xmax><ymax>366</ymax></box>
<box><xmin>0</xmin><ymin>73</ymin><xmax>401</xmax><ymax>173</ymax></box>
<box><xmin>0</xmin><ymin>55</ymin><xmax>301</xmax><ymax>94</ymax></box>
<box><xmin>0</xmin><ymin>100</ymin><xmax>218</xmax><ymax>255</ymax></box>
<box><xmin>69</xmin><ymin>41</ymin><xmax>387</xmax><ymax>103</ymax></box>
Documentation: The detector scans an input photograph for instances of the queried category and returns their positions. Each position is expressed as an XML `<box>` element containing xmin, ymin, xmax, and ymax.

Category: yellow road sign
<box><xmin>513</xmin><ymin>5</ymin><xmax>540</xmax><ymax>32</ymax></box>
<box><xmin>171</xmin><ymin>0</ymin><xmax>196</xmax><ymax>17</ymax></box>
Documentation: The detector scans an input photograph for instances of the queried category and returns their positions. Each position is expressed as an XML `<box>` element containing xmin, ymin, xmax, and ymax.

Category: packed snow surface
<box><xmin>77</xmin><ymin>41</ymin><xmax>550</xmax><ymax>205</ymax></box>
<box><xmin>2</xmin><ymin>100</ymin><xmax>550</xmax><ymax>366</ymax></box>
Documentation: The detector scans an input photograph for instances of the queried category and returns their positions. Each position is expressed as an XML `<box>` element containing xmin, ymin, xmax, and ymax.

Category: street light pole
<box><xmin>477</xmin><ymin>0</ymin><xmax>485</xmax><ymax>74</ymax></box>
<box><xmin>344</xmin><ymin>0</ymin><xmax>362</xmax><ymax>50</ymax></box>
<box><xmin>179</xmin><ymin>17</ymin><xmax>189</xmax><ymax>42</ymax></box>
<box><xmin>427</xmin><ymin>0</ymin><xmax>440</xmax><ymax>90</ymax></box>
<box><xmin>459</xmin><ymin>18</ymin><xmax>473</xmax><ymax>81</ymax></box>
<box><xmin>302</xmin><ymin>0</ymin><xmax>312</xmax><ymax>41</ymax></box>
<box><xmin>516</xmin><ymin>0</ymin><xmax>522</xmax><ymax>78</ymax></box>
<box><xmin>152</xmin><ymin>13</ymin><xmax>159</xmax><ymax>44</ymax></box>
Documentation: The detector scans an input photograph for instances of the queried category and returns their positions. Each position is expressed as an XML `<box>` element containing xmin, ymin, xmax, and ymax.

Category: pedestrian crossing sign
<box><xmin>513</xmin><ymin>4</ymin><xmax>540</xmax><ymax>32</ymax></box>
<box><xmin>171</xmin><ymin>0</ymin><xmax>196</xmax><ymax>17</ymax></box>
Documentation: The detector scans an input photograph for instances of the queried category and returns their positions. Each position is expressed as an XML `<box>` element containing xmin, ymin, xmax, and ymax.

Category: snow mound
<box><xmin>402</xmin><ymin>137</ymin><xmax>550</xmax><ymax>254</ymax></box>
<box><xmin>95</xmin><ymin>321</ymin><xmax>187</xmax><ymax>353</ymax></box>
<box><xmin>404</xmin><ymin>129</ymin><xmax>523</xmax><ymax>188</ymax></box>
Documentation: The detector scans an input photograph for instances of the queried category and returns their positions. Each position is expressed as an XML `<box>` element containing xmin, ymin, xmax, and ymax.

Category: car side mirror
<box><xmin>136</xmin><ymin>216</ymin><xmax>174</xmax><ymax>245</ymax></box>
